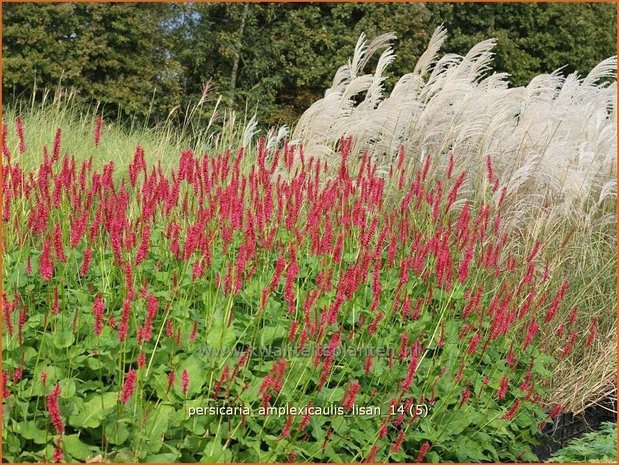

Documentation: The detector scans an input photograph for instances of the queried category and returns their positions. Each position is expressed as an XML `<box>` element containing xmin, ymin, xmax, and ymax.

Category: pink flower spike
<box><xmin>94</xmin><ymin>116</ymin><xmax>102</xmax><ymax>147</ymax></box>
<box><xmin>181</xmin><ymin>369</ymin><xmax>189</xmax><ymax>396</ymax></box>
<box><xmin>120</xmin><ymin>369</ymin><xmax>137</xmax><ymax>404</ymax></box>
<box><xmin>46</xmin><ymin>384</ymin><xmax>64</xmax><ymax>433</ymax></box>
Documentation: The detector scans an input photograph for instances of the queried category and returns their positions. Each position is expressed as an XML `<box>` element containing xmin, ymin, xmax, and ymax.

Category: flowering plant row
<box><xmin>2</xmin><ymin>121</ymin><xmax>594</xmax><ymax>462</ymax></box>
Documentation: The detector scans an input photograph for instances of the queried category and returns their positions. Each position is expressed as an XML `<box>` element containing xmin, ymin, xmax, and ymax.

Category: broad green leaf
<box><xmin>63</xmin><ymin>434</ymin><xmax>100</xmax><ymax>461</ymax></box>
<box><xmin>105</xmin><ymin>417</ymin><xmax>130</xmax><ymax>445</ymax></box>
<box><xmin>59</xmin><ymin>378</ymin><xmax>76</xmax><ymax>398</ymax></box>
<box><xmin>69</xmin><ymin>392</ymin><xmax>119</xmax><ymax>428</ymax></box>
<box><xmin>17</xmin><ymin>421</ymin><xmax>47</xmax><ymax>444</ymax></box>
<box><xmin>144</xmin><ymin>404</ymin><xmax>174</xmax><ymax>453</ymax></box>
<box><xmin>53</xmin><ymin>331</ymin><xmax>75</xmax><ymax>348</ymax></box>
<box><xmin>200</xmin><ymin>439</ymin><xmax>232</xmax><ymax>463</ymax></box>
<box><xmin>205</xmin><ymin>320</ymin><xmax>237</xmax><ymax>350</ymax></box>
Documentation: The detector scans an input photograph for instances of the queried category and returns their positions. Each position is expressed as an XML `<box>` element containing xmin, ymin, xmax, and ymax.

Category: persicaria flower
<box><xmin>16</xmin><ymin>116</ymin><xmax>26</xmax><ymax>153</ymax></box>
<box><xmin>364</xmin><ymin>355</ymin><xmax>373</xmax><ymax>375</ymax></box>
<box><xmin>560</xmin><ymin>331</ymin><xmax>578</xmax><ymax>359</ymax></box>
<box><xmin>498</xmin><ymin>377</ymin><xmax>509</xmax><ymax>399</ymax></box>
<box><xmin>390</xmin><ymin>429</ymin><xmax>406</xmax><ymax>453</ymax></box>
<box><xmin>53</xmin><ymin>439</ymin><xmax>64</xmax><ymax>463</ymax></box>
<box><xmin>52</xmin><ymin>128</ymin><xmax>62</xmax><ymax>160</ymax></box>
<box><xmin>118</xmin><ymin>299</ymin><xmax>131</xmax><ymax>342</ymax></box>
<box><xmin>166</xmin><ymin>371</ymin><xmax>175</xmax><ymax>393</ymax></box>
<box><xmin>181</xmin><ymin>369</ymin><xmax>189</xmax><ymax>396</ymax></box>
<box><xmin>189</xmin><ymin>320</ymin><xmax>198</xmax><ymax>342</ymax></box>
<box><xmin>366</xmin><ymin>445</ymin><xmax>379</xmax><ymax>463</ymax></box>
<box><xmin>519</xmin><ymin>370</ymin><xmax>532</xmax><ymax>392</ymax></box>
<box><xmin>368</xmin><ymin>311</ymin><xmax>384</xmax><ymax>335</ymax></box>
<box><xmin>585</xmin><ymin>317</ymin><xmax>598</xmax><ymax>346</ymax></box>
<box><xmin>92</xmin><ymin>293</ymin><xmax>105</xmax><ymax>336</ymax></box>
<box><xmin>120</xmin><ymin>369</ymin><xmax>137</xmax><ymax>404</ymax></box>
<box><xmin>284</xmin><ymin>258</ymin><xmax>299</xmax><ymax>313</ymax></box>
<box><xmin>40</xmin><ymin>238</ymin><xmax>54</xmax><ymax>281</ymax></box>
<box><xmin>567</xmin><ymin>307</ymin><xmax>578</xmax><ymax>325</ymax></box>
<box><xmin>146</xmin><ymin>293</ymin><xmax>158</xmax><ymax>320</ymax></box>
<box><xmin>165</xmin><ymin>320</ymin><xmax>174</xmax><ymax>338</ymax></box>
<box><xmin>526</xmin><ymin>240</ymin><xmax>541</xmax><ymax>263</ymax></box>
<box><xmin>1</xmin><ymin>123</ymin><xmax>10</xmax><ymax>158</ymax></box>
<box><xmin>550</xmin><ymin>404</ymin><xmax>562</xmax><ymax>419</ymax></box>
<box><xmin>135</xmin><ymin>225</ymin><xmax>151</xmax><ymax>265</ymax></box>
<box><xmin>288</xmin><ymin>319</ymin><xmax>298</xmax><ymax>342</ymax></box>
<box><xmin>94</xmin><ymin>116</ymin><xmax>102</xmax><ymax>146</ymax></box>
<box><xmin>281</xmin><ymin>415</ymin><xmax>293</xmax><ymax>438</ymax></box>
<box><xmin>502</xmin><ymin>399</ymin><xmax>521</xmax><ymax>420</ymax></box>
<box><xmin>137</xmin><ymin>352</ymin><xmax>146</xmax><ymax>368</ymax></box>
<box><xmin>467</xmin><ymin>332</ymin><xmax>481</xmax><ymax>355</ymax></box>
<box><xmin>52</xmin><ymin>288</ymin><xmax>59</xmax><ymax>316</ymax></box>
<box><xmin>459</xmin><ymin>386</ymin><xmax>471</xmax><ymax>408</ymax></box>
<box><xmin>46</xmin><ymin>384</ymin><xmax>64</xmax><ymax>433</ymax></box>
<box><xmin>416</xmin><ymin>441</ymin><xmax>431</xmax><ymax>462</ymax></box>
<box><xmin>522</xmin><ymin>318</ymin><xmax>539</xmax><ymax>350</ymax></box>
<box><xmin>341</xmin><ymin>380</ymin><xmax>360</xmax><ymax>410</ymax></box>
<box><xmin>544</xmin><ymin>280</ymin><xmax>569</xmax><ymax>323</ymax></box>
<box><xmin>2</xmin><ymin>371</ymin><xmax>9</xmax><ymax>399</ymax></box>
<box><xmin>80</xmin><ymin>248</ymin><xmax>92</xmax><ymax>276</ymax></box>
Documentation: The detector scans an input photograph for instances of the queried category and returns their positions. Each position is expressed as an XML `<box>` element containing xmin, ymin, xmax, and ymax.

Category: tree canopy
<box><xmin>3</xmin><ymin>2</ymin><xmax>616</xmax><ymax>126</ymax></box>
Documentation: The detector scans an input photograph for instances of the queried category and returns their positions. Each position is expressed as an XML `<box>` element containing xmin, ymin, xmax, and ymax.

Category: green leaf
<box><xmin>104</xmin><ymin>417</ymin><xmax>130</xmax><ymax>445</ymax></box>
<box><xmin>174</xmin><ymin>356</ymin><xmax>205</xmax><ymax>397</ymax></box>
<box><xmin>63</xmin><ymin>434</ymin><xmax>100</xmax><ymax>461</ymax></box>
<box><xmin>59</xmin><ymin>378</ymin><xmax>76</xmax><ymax>398</ymax></box>
<box><xmin>144</xmin><ymin>404</ymin><xmax>174</xmax><ymax>453</ymax></box>
<box><xmin>259</xmin><ymin>325</ymin><xmax>286</xmax><ymax>346</ymax></box>
<box><xmin>145</xmin><ymin>452</ymin><xmax>181</xmax><ymax>462</ymax></box>
<box><xmin>69</xmin><ymin>392</ymin><xmax>119</xmax><ymax>428</ymax></box>
<box><xmin>200</xmin><ymin>439</ymin><xmax>232</xmax><ymax>462</ymax></box>
<box><xmin>455</xmin><ymin>437</ymin><xmax>484</xmax><ymax>461</ymax></box>
<box><xmin>206</xmin><ymin>320</ymin><xmax>237</xmax><ymax>350</ymax></box>
<box><xmin>17</xmin><ymin>420</ymin><xmax>47</xmax><ymax>444</ymax></box>
<box><xmin>53</xmin><ymin>330</ymin><xmax>75</xmax><ymax>348</ymax></box>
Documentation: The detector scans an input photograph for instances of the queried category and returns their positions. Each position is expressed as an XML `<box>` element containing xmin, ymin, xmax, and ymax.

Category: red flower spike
<box><xmin>416</xmin><ymin>441</ymin><xmax>431</xmax><ymax>462</ymax></box>
<box><xmin>47</xmin><ymin>384</ymin><xmax>64</xmax><ymax>433</ymax></box>
<box><xmin>94</xmin><ymin>116</ymin><xmax>102</xmax><ymax>147</ymax></box>
<box><xmin>15</xmin><ymin>116</ymin><xmax>26</xmax><ymax>154</ymax></box>
<box><xmin>391</xmin><ymin>429</ymin><xmax>406</xmax><ymax>453</ymax></box>
<box><xmin>120</xmin><ymin>369</ymin><xmax>137</xmax><ymax>404</ymax></box>
<box><xmin>53</xmin><ymin>439</ymin><xmax>64</xmax><ymax>463</ymax></box>
<box><xmin>503</xmin><ymin>399</ymin><xmax>521</xmax><ymax>420</ymax></box>
<box><xmin>92</xmin><ymin>293</ymin><xmax>105</xmax><ymax>336</ymax></box>
<box><xmin>586</xmin><ymin>317</ymin><xmax>598</xmax><ymax>346</ymax></box>
<box><xmin>366</xmin><ymin>445</ymin><xmax>380</xmax><ymax>463</ymax></box>
<box><xmin>498</xmin><ymin>377</ymin><xmax>509</xmax><ymax>399</ymax></box>
<box><xmin>40</xmin><ymin>238</ymin><xmax>54</xmax><ymax>281</ymax></box>
<box><xmin>181</xmin><ymin>369</ymin><xmax>190</xmax><ymax>396</ymax></box>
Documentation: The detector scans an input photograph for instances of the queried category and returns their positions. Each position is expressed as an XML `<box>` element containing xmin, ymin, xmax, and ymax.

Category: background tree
<box><xmin>427</xmin><ymin>3</ymin><xmax>617</xmax><ymax>85</ymax></box>
<box><xmin>3</xmin><ymin>3</ymin><xmax>182</xmax><ymax>121</ymax></box>
<box><xmin>3</xmin><ymin>2</ymin><xmax>616</xmax><ymax>127</ymax></box>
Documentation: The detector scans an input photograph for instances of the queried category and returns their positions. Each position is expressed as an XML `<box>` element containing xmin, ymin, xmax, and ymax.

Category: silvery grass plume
<box><xmin>292</xmin><ymin>27</ymin><xmax>617</xmax><ymax>230</ymax></box>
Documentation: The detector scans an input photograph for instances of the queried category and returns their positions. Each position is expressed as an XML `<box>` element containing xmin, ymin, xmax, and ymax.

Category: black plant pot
<box><xmin>532</xmin><ymin>395</ymin><xmax>617</xmax><ymax>461</ymax></box>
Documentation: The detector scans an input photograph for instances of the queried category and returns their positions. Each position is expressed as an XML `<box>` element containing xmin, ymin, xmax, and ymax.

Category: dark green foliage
<box><xmin>2</xmin><ymin>3</ymin><xmax>182</xmax><ymax>121</ymax></box>
<box><xmin>3</xmin><ymin>2</ymin><xmax>616</xmax><ymax>126</ymax></box>
<box><xmin>547</xmin><ymin>422</ymin><xmax>617</xmax><ymax>463</ymax></box>
<box><xmin>428</xmin><ymin>3</ymin><xmax>617</xmax><ymax>85</ymax></box>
